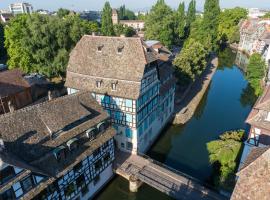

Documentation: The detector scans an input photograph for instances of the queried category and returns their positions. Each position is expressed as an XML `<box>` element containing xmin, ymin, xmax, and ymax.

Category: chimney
<box><xmin>8</xmin><ymin>101</ymin><xmax>15</xmax><ymax>113</ymax></box>
<box><xmin>48</xmin><ymin>90</ymin><xmax>53</xmax><ymax>101</ymax></box>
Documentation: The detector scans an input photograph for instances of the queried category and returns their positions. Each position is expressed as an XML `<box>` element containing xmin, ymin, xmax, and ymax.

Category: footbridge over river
<box><xmin>114</xmin><ymin>151</ymin><xmax>228</xmax><ymax>200</ymax></box>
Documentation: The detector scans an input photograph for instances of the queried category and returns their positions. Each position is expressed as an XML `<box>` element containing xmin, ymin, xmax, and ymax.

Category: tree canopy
<box><xmin>113</xmin><ymin>24</ymin><xmax>136</xmax><ymax>37</ymax></box>
<box><xmin>101</xmin><ymin>1</ymin><xmax>114</xmax><ymax>36</ymax></box>
<box><xmin>202</xmin><ymin>0</ymin><xmax>220</xmax><ymax>50</ymax></box>
<box><xmin>186</xmin><ymin>0</ymin><xmax>196</xmax><ymax>30</ymax></box>
<box><xmin>175</xmin><ymin>2</ymin><xmax>185</xmax><ymax>40</ymax></box>
<box><xmin>5</xmin><ymin>14</ymin><xmax>98</xmax><ymax>78</ymax></box>
<box><xmin>145</xmin><ymin>0</ymin><xmax>175</xmax><ymax>48</ymax></box>
<box><xmin>262</xmin><ymin>12</ymin><xmax>270</xmax><ymax>18</ymax></box>
<box><xmin>207</xmin><ymin>130</ymin><xmax>245</xmax><ymax>191</ymax></box>
<box><xmin>246</xmin><ymin>53</ymin><xmax>266</xmax><ymax>96</ymax></box>
<box><xmin>118</xmin><ymin>5</ymin><xmax>137</xmax><ymax>20</ymax></box>
<box><xmin>218</xmin><ymin>7</ymin><xmax>247</xmax><ymax>44</ymax></box>
<box><xmin>0</xmin><ymin>23</ymin><xmax>6</xmax><ymax>62</ymax></box>
<box><xmin>173</xmin><ymin>38</ymin><xmax>208</xmax><ymax>82</ymax></box>
<box><xmin>57</xmin><ymin>8</ymin><xmax>71</xmax><ymax>18</ymax></box>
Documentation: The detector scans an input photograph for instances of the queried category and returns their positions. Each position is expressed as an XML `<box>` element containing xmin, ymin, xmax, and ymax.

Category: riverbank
<box><xmin>173</xmin><ymin>55</ymin><xmax>219</xmax><ymax>124</ymax></box>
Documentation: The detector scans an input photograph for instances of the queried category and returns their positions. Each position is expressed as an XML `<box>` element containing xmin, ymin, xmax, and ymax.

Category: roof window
<box><xmin>111</xmin><ymin>83</ymin><xmax>117</xmax><ymax>91</ymax></box>
<box><xmin>53</xmin><ymin>146</ymin><xmax>66</xmax><ymax>161</ymax></box>
<box><xmin>86</xmin><ymin>127</ymin><xmax>96</xmax><ymax>141</ymax></box>
<box><xmin>96</xmin><ymin>80</ymin><xmax>102</xmax><ymax>88</ymax></box>
<box><xmin>117</xmin><ymin>46</ymin><xmax>124</xmax><ymax>54</ymax></box>
<box><xmin>97</xmin><ymin>45</ymin><xmax>104</xmax><ymax>52</ymax></box>
<box><xmin>67</xmin><ymin>138</ymin><xmax>79</xmax><ymax>151</ymax></box>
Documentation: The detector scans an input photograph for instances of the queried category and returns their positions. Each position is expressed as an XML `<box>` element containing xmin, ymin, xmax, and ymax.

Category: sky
<box><xmin>1</xmin><ymin>0</ymin><xmax>270</xmax><ymax>12</ymax></box>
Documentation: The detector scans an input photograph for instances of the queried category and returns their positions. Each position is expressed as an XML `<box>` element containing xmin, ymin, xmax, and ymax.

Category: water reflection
<box><xmin>235</xmin><ymin>51</ymin><xmax>249</xmax><ymax>72</ymax></box>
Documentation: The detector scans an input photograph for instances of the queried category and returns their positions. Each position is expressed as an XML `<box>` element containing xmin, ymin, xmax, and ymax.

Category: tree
<box><xmin>118</xmin><ymin>5</ymin><xmax>137</xmax><ymax>20</ymax></box>
<box><xmin>175</xmin><ymin>2</ymin><xmax>185</xmax><ymax>40</ymax></box>
<box><xmin>262</xmin><ymin>12</ymin><xmax>270</xmax><ymax>18</ymax></box>
<box><xmin>173</xmin><ymin>39</ymin><xmax>208</xmax><ymax>82</ymax></box>
<box><xmin>207</xmin><ymin>130</ymin><xmax>245</xmax><ymax>191</ymax></box>
<box><xmin>101</xmin><ymin>2</ymin><xmax>114</xmax><ymax>36</ymax></box>
<box><xmin>145</xmin><ymin>0</ymin><xmax>174</xmax><ymax>48</ymax></box>
<box><xmin>246</xmin><ymin>53</ymin><xmax>266</xmax><ymax>96</ymax></box>
<box><xmin>186</xmin><ymin>0</ymin><xmax>196</xmax><ymax>31</ymax></box>
<box><xmin>5</xmin><ymin>14</ymin><xmax>97</xmax><ymax>78</ymax></box>
<box><xmin>218</xmin><ymin>8</ymin><xmax>247</xmax><ymax>44</ymax></box>
<box><xmin>114</xmin><ymin>24</ymin><xmax>136</xmax><ymax>37</ymax></box>
<box><xmin>202</xmin><ymin>0</ymin><xmax>220</xmax><ymax>50</ymax></box>
<box><xmin>0</xmin><ymin>23</ymin><xmax>6</xmax><ymax>62</ymax></box>
<box><xmin>57</xmin><ymin>8</ymin><xmax>71</xmax><ymax>18</ymax></box>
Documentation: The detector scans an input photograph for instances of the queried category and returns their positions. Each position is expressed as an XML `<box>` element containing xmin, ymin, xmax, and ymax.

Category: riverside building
<box><xmin>65</xmin><ymin>35</ymin><xmax>175</xmax><ymax>154</ymax></box>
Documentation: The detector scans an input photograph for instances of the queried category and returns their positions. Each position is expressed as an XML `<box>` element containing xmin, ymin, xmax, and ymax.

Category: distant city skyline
<box><xmin>1</xmin><ymin>0</ymin><xmax>270</xmax><ymax>12</ymax></box>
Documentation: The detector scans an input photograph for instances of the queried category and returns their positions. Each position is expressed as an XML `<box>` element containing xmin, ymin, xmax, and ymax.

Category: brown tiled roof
<box><xmin>246</xmin><ymin>85</ymin><xmax>270</xmax><ymax>130</ymax></box>
<box><xmin>0</xmin><ymin>92</ymin><xmax>114</xmax><ymax>178</ymax></box>
<box><xmin>65</xmin><ymin>35</ymin><xmax>158</xmax><ymax>99</ymax></box>
<box><xmin>0</xmin><ymin>69</ymin><xmax>31</xmax><ymax>97</ymax></box>
<box><xmin>66</xmin><ymin>35</ymin><xmax>156</xmax><ymax>82</ymax></box>
<box><xmin>231</xmin><ymin>147</ymin><xmax>270</xmax><ymax>200</ymax></box>
<box><xmin>239</xmin><ymin>146</ymin><xmax>269</xmax><ymax>170</ymax></box>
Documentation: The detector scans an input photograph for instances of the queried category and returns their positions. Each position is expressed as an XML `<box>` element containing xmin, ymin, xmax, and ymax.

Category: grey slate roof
<box><xmin>65</xmin><ymin>35</ymin><xmax>158</xmax><ymax>99</ymax></box>
<box><xmin>0</xmin><ymin>92</ymin><xmax>115</xmax><ymax>179</ymax></box>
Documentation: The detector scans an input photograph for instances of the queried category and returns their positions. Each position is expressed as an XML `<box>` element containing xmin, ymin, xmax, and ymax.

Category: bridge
<box><xmin>114</xmin><ymin>151</ymin><xmax>228</xmax><ymax>200</ymax></box>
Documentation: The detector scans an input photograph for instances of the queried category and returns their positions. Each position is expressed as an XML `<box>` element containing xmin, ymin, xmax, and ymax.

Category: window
<box><xmin>111</xmin><ymin>83</ymin><xmax>117</xmax><ymax>90</ymax></box>
<box><xmin>86</xmin><ymin>128</ymin><xmax>96</xmax><ymax>141</ymax></box>
<box><xmin>121</xmin><ymin>143</ymin><xmax>125</xmax><ymax>148</ymax></box>
<box><xmin>97</xmin><ymin>45</ymin><xmax>104</xmax><ymax>52</ymax></box>
<box><xmin>76</xmin><ymin>175</ymin><xmax>86</xmax><ymax>188</ymax></box>
<box><xmin>21</xmin><ymin>176</ymin><xmax>34</xmax><ymax>193</ymax></box>
<box><xmin>138</xmin><ymin>125</ymin><xmax>143</xmax><ymax>137</ymax></box>
<box><xmin>64</xmin><ymin>182</ymin><xmax>75</xmax><ymax>197</ymax></box>
<box><xmin>93</xmin><ymin>148</ymin><xmax>101</xmax><ymax>157</ymax></box>
<box><xmin>126</xmin><ymin>99</ymin><xmax>132</xmax><ymax>108</ymax></box>
<box><xmin>103</xmin><ymin>152</ymin><xmax>111</xmax><ymax>163</ymax></box>
<box><xmin>144</xmin><ymin>119</ymin><xmax>148</xmax><ymax>130</ymax></box>
<box><xmin>96</xmin><ymin>80</ymin><xmax>102</xmax><ymax>88</ymax></box>
<box><xmin>126</xmin><ymin>142</ymin><xmax>133</xmax><ymax>150</ymax></box>
<box><xmin>0</xmin><ymin>166</ymin><xmax>16</xmax><ymax>185</ymax></box>
<box><xmin>94</xmin><ymin>159</ymin><xmax>103</xmax><ymax>171</ymax></box>
<box><xmin>125</xmin><ymin>128</ymin><xmax>133</xmax><ymax>139</ymax></box>
<box><xmin>126</xmin><ymin>114</ymin><xmax>132</xmax><ymax>123</ymax></box>
<box><xmin>73</xmin><ymin>162</ymin><xmax>83</xmax><ymax>174</ymax></box>
<box><xmin>0</xmin><ymin>188</ymin><xmax>15</xmax><ymax>200</ymax></box>
<box><xmin>93</xmin><ymin>175</ymin><xmax>100</xmax><ymax>185</ymax></box>
<box><xmin>117</xmin><ymin>46</ymin><xmax>124</xmax><ymax>54</ymax></box>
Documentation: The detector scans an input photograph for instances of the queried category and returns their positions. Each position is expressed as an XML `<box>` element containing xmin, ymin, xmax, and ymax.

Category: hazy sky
<box><xmin>1</xmin><ymin>0</ymin><xmax>270</xmax><ymax>11</ymax></box>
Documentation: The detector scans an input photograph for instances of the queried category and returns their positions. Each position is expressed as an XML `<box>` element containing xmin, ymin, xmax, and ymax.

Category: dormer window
<box><xmin>111</xmin><ymin>83</ymin><xmax>117</xmax><ymax>91</ymax></box>
<box><xmin>86</xmin><ymin>127</ymin><xmax>96</xmax><ymax>141</ymax></box>
<box><xmin>97</xmin><ymin>121</ymin><xmax>107</xmax><ymax>133</ymax></box>
<box><xmin>97</xmin><ymin>45</ymin><xmax>104</xmax><ymax>52</ymax></box>
<box><xmin>53</xmin><ymin>146</ymin><xmax>66</xmax><ymax>162</ymax></box>
<box><xmin>67</xmin><ymin>138</ymin><xmax>79</xmax><ymax>151</ymax></box>
<box><xmin>96</xmin><ymin>80</ymin><xmax>102</xmax><ymax>88</ymax></box>
<box><xmin>117</xmin><ymin>46</ymin><xmax>124</xmax><ymax>54</ymax></box>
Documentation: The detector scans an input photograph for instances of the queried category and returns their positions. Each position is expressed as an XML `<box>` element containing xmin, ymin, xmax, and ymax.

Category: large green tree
<box><xmin>218</xmin><ymin>7</ymin><xmax>247</xmax><ymax>44</ymax></box>
<box><xmin>186</xmin><ymin>0</ymin><xmax>196</xmax><ymax>31</ymax></box>
<box><xmin>246</xmin><ymin>53</ymin><xmax>266</xmax><ymax>96</ymax></box>
<box><xmin>145</xmin><ymin>0</ymin><xmax>174</xmax><ymax>47</ymax></box>
<box><xmin>175</xmin><ymin>2</ymin><xmax>185</xmax><ymax>40</ymax></box>
<box><xmin>203</xmin><ymin>0</ymin><xmax>220</xmax><ymax>50</ymax></box>
<box><xmin>57</xmin><ymin>8</ymin><xmax>71</xmax><ymax>18</ymax></box>
<box><xmin>101</xmin><ymin>2</ymin><xmax>114</xmax><ymax>36</ymax></box>
<box><xmin>0</xmin><ymin>23</ymin><xmax>6</xmax><ymax>62</ymax></box>
<box><xmin>118</xmin><ymin>5</ymin><xmax>137</xmax><ymax>20</ymax></box>
<box><xmin>5</xmin><ymin>14</ymin><xmax>98</xmax><ymax>78</ymax></box>
<box><xmin>207</xmin><ymin>130</ymin><xmax>244</xmax><ymax>191</ymax></box>
<box><xmin>262</xmin><ymin>12</ymin><xmax>270</xmax><ymax>18</ymax></box>
<box><xmin>173</xmin><ymin>39</ymin><xmax>208</xmax><ymax>82</ymax></box>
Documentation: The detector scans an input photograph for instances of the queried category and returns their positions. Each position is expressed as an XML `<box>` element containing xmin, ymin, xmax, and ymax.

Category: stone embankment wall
<box><xmin>173</xmin><ymin>55</ymin><xmax>219</xmax><ymax>124</ymax></box>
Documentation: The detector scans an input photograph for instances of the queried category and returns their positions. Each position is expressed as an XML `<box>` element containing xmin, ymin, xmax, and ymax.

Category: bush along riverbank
<box><xmin>207</xmin><ymin>130</ymin><xmax>245</xmax><ymax>193</ymax></box>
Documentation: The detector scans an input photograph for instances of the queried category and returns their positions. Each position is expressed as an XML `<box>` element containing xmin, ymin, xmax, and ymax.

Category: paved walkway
<box><xmin>114</xmin><ymin>151</ymin><xmax>227</xmax><ymax>200</ymax></box>
<box><xmin>173</xmin><ymin>55</ymin><xmax>219</xmax><ymax>124</ymax></box>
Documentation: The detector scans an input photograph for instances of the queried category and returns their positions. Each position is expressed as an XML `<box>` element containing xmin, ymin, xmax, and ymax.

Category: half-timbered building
<box><xmin>65</xmin><ymin>35</ymin><xmax>175</xmax><ymax>154</ymax></box>
<box><xmin>0</xmin><ymin>92</ymin><xmax>115</xmax><ymax>200</ymax></box>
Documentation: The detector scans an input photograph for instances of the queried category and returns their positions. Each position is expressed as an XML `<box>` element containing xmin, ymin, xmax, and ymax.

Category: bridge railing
<box><xmin>138</xmin><ymin>153</ymin><xmax>217</xmax><ymax>191</ymax></box>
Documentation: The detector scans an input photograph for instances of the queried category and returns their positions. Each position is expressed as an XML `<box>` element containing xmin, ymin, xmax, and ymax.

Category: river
<box><xmin>95</xmin><ymin>49</ymin><xmax>254</xmax><ymax>200</ymax></box>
